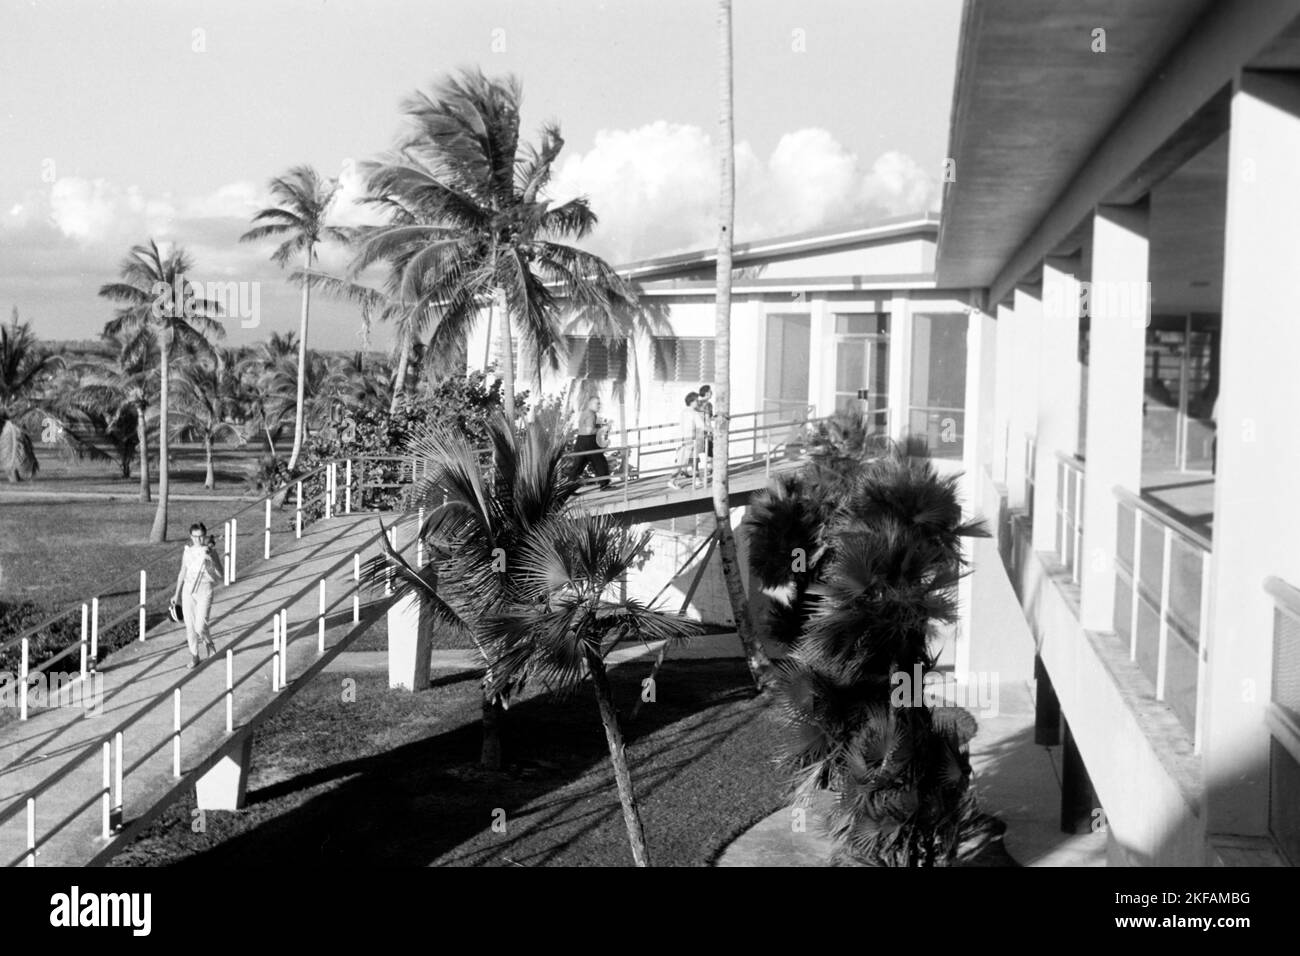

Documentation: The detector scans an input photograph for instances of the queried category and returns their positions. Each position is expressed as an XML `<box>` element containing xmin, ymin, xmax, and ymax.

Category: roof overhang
<box><xmin>935</xmin><ymin>0</ymin><xmax>1300</xmax><ymax>300</ymax></box>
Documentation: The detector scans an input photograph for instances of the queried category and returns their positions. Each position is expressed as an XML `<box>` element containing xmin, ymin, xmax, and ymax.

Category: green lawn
<box><xmin>109</xmin><ymin>660</ymin><xmax>785</xmax><ymax>866</ymax></box>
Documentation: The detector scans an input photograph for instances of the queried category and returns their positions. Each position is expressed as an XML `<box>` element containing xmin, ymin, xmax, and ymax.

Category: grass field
<box><xmin>109</xmin><ymin>660</ymin><xmax>785</xmax><ymax>867</ymax></box>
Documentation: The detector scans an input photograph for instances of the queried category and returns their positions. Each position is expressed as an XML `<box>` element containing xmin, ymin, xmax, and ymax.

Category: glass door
<box><xmin>832</xmin><ymin>313</ymin><xmax>889</xmax><ymax>434</ymax></box>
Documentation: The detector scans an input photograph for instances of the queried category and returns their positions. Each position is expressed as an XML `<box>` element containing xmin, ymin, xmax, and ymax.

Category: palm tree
<box><xmin>0</xmin><ymin>311</ymin><xmax>61</xmax><ymax>482</ymax></box>
<box><xmin>353</xmin><ymin>69</ymin><xmax>637</xmax><ymax>418</ymax></box>
<box><xmin>484</xmin><ymin>514</ymin><xmax>698</xmax><ymax>867</ymax></box>
<box><xmin>99</xmin><ymin>239</ymin><xmax>223</xmax><ymax>542</ymax></box>
<box><xmin>752</xmin><ymin>443</ymin><xmax>1000</xmax><ymax>865</ymax></box>
<box><xmin>68</xmin><ymin>330</ymin><xmax>160</xmax><ymax>499</ymax></box>
<box><xmin>240</xmin><ymin>166</ymin><xmax>348</xmax><ymax>470</ymax></box>
<box><xmin>171</xmin><ymin>355</ymin><xmax>245</xmax><ymax>488</ymax></box>
<box><xmin>370</xmin><ymin>411</ymin><xmax>583</xmax><ymax>770</ymax></box>
<box><xmin>714</xmin><ymin>0</ymin><xmax>773</xmax><ymax>690</ymax></box>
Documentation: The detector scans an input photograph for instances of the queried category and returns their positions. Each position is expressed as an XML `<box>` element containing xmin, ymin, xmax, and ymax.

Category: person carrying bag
<box><xmin>170</xmin><ymin>521</ymin><xmax>223</xmax><ymax>669</ymax></box>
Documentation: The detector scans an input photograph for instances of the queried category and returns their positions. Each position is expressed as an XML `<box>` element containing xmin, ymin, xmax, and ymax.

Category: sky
<box><xmin>0</xmin><ymin>0</ymin><xmax>963</xmax><ymax>352</ymax></box>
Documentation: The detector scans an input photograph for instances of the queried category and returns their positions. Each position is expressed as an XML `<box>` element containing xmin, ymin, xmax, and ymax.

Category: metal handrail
<box><xmin>1114</xmin><ymin>485</ymin><xmax>1212</xmax><ymax>553</ymax></box>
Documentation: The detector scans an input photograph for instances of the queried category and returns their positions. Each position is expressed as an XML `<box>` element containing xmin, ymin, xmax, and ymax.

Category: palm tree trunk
<box><xmin>586</xmin><ymin>648</ymin><xmax>650</xmax><ymax>867</ymax></box>
<box><xmin>714</xmin><ymin>0</ymin><xmax>772</xmax><ymax>690</ymax></box>
<box><xmin>137</xmin><ymin>405</ymin><xmax>150</xmax><ymax>503</ymax></box>
<box><xmin>150</xmin><ymin>331</ymin><xmax>170</xmax><ymax>543</ymax></box>
<box><xmin>390</xmin><ymin>322</ymin><xmax>411</xmax><ymax>415</ymax></box>
<box><xmin>204</xmin><ymin>434</ymin><xmax>215</xmax><ymax>489</ymax></box>
<box><xmin>288</xmin><ymin>246</ymin><xmax>313</xmax><ymax>470</ymax></box>
<box><xmin>496</xmin><ymin>287</ymin><xmax>515</xmax><ymax>419</ymax></box>
<box><xmin>480</xmin><ymin>695</ymin><xmax>504</xmax><ymax>770</ymax></box>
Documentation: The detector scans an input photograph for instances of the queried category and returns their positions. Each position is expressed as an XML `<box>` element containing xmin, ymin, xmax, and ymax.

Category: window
<box><xmin>566</xmin><ymin>336</ymin><xmax>628</xmax><ymax>380</ymax></box>
<box><xmin>652</xmin><ymin>337</ymin><xmax>716</xmax><ymax>382</ymax></box>
<box><xmin>908</xmin><ymin>313</ymin><xmax>968</xmax><ymax>459</ymax></box>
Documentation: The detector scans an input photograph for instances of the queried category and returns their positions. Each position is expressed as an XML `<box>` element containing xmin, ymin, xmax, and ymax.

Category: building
<box><xmin>943</xmin><ymin>0</ymin><xmax>1300</xmax><ymax>866</ymax></box>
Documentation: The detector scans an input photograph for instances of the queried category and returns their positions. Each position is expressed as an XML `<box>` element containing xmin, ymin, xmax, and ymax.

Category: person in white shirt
<box><xmin>668</xmin><ymin>392</ymin><xmax>701</xmax><ymax>489</ymax></box>
<box><xmin>170</xmin><ymin>522</ymin><xmax>222</xmax><ymax>669</ymax></box>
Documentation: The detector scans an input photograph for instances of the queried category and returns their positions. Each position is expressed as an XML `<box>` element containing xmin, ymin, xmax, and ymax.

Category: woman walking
<box><xmin>170</xmin><ymin>521</ymin><xmax>222</xmax><ymax>669</ymax></box>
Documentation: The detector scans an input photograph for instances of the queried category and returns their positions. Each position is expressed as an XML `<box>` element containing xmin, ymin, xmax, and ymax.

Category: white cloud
<box><xmin>549</xmin><ymin>123</ymin><xmax>939</xmax><ymax>263</ymax></box>
<box><xmin>49</xmin><ymin>178</ymin><xmax>176</xmax><ymax>244</ymax></box>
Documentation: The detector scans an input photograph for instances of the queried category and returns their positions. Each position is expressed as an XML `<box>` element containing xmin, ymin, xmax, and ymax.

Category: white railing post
<box><xmin>353</xmin><ymin>552</ymin><xmax>360</xmax><ymax>624</ymax></box>
<box><xmin>26</xmin><ymin>798</ymin><xmax>35</xmax><ymax>866</ymax></box>
<box><xmin>223</xmin><ymin>520</ymin><xmax>231</xmax><ymax>586</ymax></box>
<box><xmin>113</xmin><ymin>731</ymin><xmax>123</xmax><ymax>831</ymax></box>
<box><xmin>385</xmin><ymin>529</ymin><xmax>396</xmax><ymax>596</ymax></box>
<box><xmin>225</xmin><ymin>649</ymin><xmax>234</xmax><ymax>733</ymax></box>
<box><xmin>1155</xmin><ymin>527</ymin><xmax>1172</xmax><ymax>699</ymax></box>
<box><xmin>83</xmin><ymin>601</ymin><xmax>92</xmax><ymax>678</ymax></box>
<box><xmin>1130</xmin><ymin>509</ymin><xmax>1143</xmax><ymax>661</ymax></box>
<box><xmin>172</xmin><ymin>688</ymin><xmax>181</xmax><ymax>778</ymax></box>
<box><xmin>279</xmin><ymin>608</ymin><xmax>288</xmax><ymax>686</ymax></box>
<box><xmin>230</xmin><ymin>517</ymin><xmax>238</xmax><ymax>583</ymax></box>
<box><xmin>325</xmin><ymin>466</ymin><xmax>334</xmax><ymax>520</ymax></box>
<box><xmin>271</xmin><ymin>615</ymin><xmax>280</xmax><ymax>692</ymax></box>
<box><xmin>264</xmin><ymin>498</ymin><xmax>272</xmax><ymax>559</ymax></box>
<box><xmin>318</xmin><ymin>577</ymin><xmax>326</xmax><ymax>654</ymax></box>
<box><xmin>20</xmin><ymin>637</ymin><xmax>29</xmax><ymax>721</ymax></box>
<box><xmin>1194</xmin><ymin>549</ymin><xmax>1211</xmax><ymax>754</ymax></box>
<box><xmin>102</xmin><ymin>740</ymin><xmax>111</xmax><ymax>840</ymax></box>
<box><xmin>346</xmin><ymin>459</ymin><xmax>353</xmax><ymax>515</ymax></box>
<box><xmin>139</xmin><ymin>570</ymin><xmax>147</xmax><ymax>641</ymax></box>
<box><xmin>296</xmin><ymin>480</ymin><xmax>303</xmax><ymax>539</ymax></box>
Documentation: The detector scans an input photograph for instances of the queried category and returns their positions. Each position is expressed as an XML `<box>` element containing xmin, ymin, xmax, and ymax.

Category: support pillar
<box><xmin>992</xmin><ymin>301</ymin><xmax>1016</xmax><ymax>485</ymax></box>
<box><xmin>1202</xmin><ymin>70</ymin><xmax>1300</xmax><ymax>837</ymax></box>
<box><xmin>387</xmin><ymin>591</ymin><xmax>432</xmax><ymax>691</ymax></box>
<box><xmin>1033</xmin><ymin>257</ymin><xmax>1083</xmax><ymax>552</ymax></box>
<box><xmin>1078</xmin><ymin>202</ymin><xmax>1148</xmax><ymax>632</ymax></box>
<box><xmin>1006</xmin><ymin>285</ymin><xmax>1042</xmax><ymax>510</ymax></box>
<box><xmin>194</xmin><ymin>736</ymin><xmax>254</xmax><ymax>811</ymax></box>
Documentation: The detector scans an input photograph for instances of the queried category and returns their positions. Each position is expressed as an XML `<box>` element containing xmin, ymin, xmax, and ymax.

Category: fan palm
<box><xmin>352</xmin><ymin>68</ymin><xmax>638</xmax><ymax>418</ymax></box>
<box><xmin>98</xmin><ymin>239</ymin><xmax>223</xmax><ymax>541</ymax></box>
<box><xmin>759</xmin><ymin>443</ymin><xmax>1000</xmax><ymax>866</ymax></box>
<box><xmin>0</xmin><ymin>311</ymin><xmax>62</xmax><ymax>482</ymax></box>
<box><xmin>483</xmin><ymin>514</ymin><xmax>698</xmax><ymax>867</ymax></box>
<box><xmin>367</xmin><ymin>410</ymin><xmax>581</xmax><ymax>770</ymax></box>
<box><xmin>240</xmin><ymin>165</ymin><xmax>349</xmax><ymax>470</ymax></box>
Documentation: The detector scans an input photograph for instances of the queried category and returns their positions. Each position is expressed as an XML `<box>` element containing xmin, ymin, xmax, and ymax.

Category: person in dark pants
<box><xmin>698</xmin><ymin>384</ymin><xmax>715</xmax><ymax>472</ymax></box>
<box><xmin>569</xmin><ymin>396</ymin><xmax>611</xmax><ymax>489</ymax></box>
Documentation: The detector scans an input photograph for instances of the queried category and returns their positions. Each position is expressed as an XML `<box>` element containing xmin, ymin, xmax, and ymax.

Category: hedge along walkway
<box><xmin>0</xmin><ymin>510</ymin><xmax>410</xmax><ymax>867</ymax></box>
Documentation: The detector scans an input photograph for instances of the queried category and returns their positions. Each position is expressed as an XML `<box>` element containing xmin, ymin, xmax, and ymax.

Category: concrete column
<box><xmin>1078</xmin><ymin>202</ymin><xmax>1148</xmax><ymax>632</ymax></box>
<box><xmin>992</xmin><ymin>301</ymin><xmax>1016</xmax><ymax>485</ymax></box>
<box><xmin>887</xmin><ymin>291</ymin><xmax>911</xmax><ymax>443</ymax></box>
<box><xmin>1202</xmin><ymin>70</ymin><xmax>1300</xmax><ymax>836</ymax></box>
<box><xmin>808</xmin><ymin>295</ymin><xmax>832</xmax><ymax>417</ymax></box>
<box><xmin>1033</xmin><ymin>258</ymin><xmax>1083</xmax><ymax>552</ymax></box>
<box><xmin>1005</xmin><ymin>286</ymin><xmax>1042</xmax><ymax>509</ymax></box>
<box><xmin>956</xmin><ymin>305</ymin><xmax>998</xmax><ymax>680</ymax></box>
<box><xmin>388</xmin><ymin>591</ymin><xmax>432</xmax><ymax>691</ymax></box>
<box><xmin>195</xmin><ymin>736</ymin><xmax>254</xmax><ymax>811</ymax></box>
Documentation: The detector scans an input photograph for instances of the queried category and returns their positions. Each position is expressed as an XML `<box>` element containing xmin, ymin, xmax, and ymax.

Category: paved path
<box><xmin>0</xmin><ymin>511</ymin><xmax>405</xmax><ymax>867</ymax></box>
<box><xmin>714</xmin><ymin>680</ymin><xmax>1107</xmax><ymax>867</ymax></box>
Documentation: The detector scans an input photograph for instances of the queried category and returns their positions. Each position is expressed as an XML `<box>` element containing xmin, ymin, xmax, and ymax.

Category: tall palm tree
<box><xmin>353</xmin><ymin>69</ymin><xmax>637</xmax><ymax>418</ymax></box>
<box><xmin>715</xmin><ymin>0</ymin><xmax>773</xmax><ymax>689</ymax></box>
<box><xmin>484</xmin><ymin>514</ymin><xmax>698</xmax><ymax>867</ymax></box>
<box><xmin>240</xmin><ymin>166</ymin><xmax>348</xmax><ymax>470</ymax></box>
<box><xmin>0</xmin><ymin>311</ymin><xmax>62</xmax><ymax>482</ymax></box>
<box><xmin>68</xmin><ymin>330</ymin><xmax>160</xmax><ymax>500</ymax></box>
<box><xmin>171</xmin><ymin>355</ymin><xmax>245</xmax><ymax>488</ymax></box>
<box><xmin>99</xmin><ymin>239</ymin><xmax>223</xmax><ymax>542</ymax></box>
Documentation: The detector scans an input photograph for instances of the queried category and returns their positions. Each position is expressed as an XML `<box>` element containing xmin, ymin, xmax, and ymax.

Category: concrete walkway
<box><xmin>715</xmin><ymin>679</ymin><xmax>1107</xmax><ymax>867</ymax></box>
<box><xmin>0</xmin><ymin>511</ymin><xmax>400</xmax><ymax>867</ymax></box>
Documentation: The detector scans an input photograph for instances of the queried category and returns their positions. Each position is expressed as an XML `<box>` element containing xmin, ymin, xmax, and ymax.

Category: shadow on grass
<box><xmin>118</xmin><ymin>659</ymin><xmax>782</xmax><ymax>867</ymax></box>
